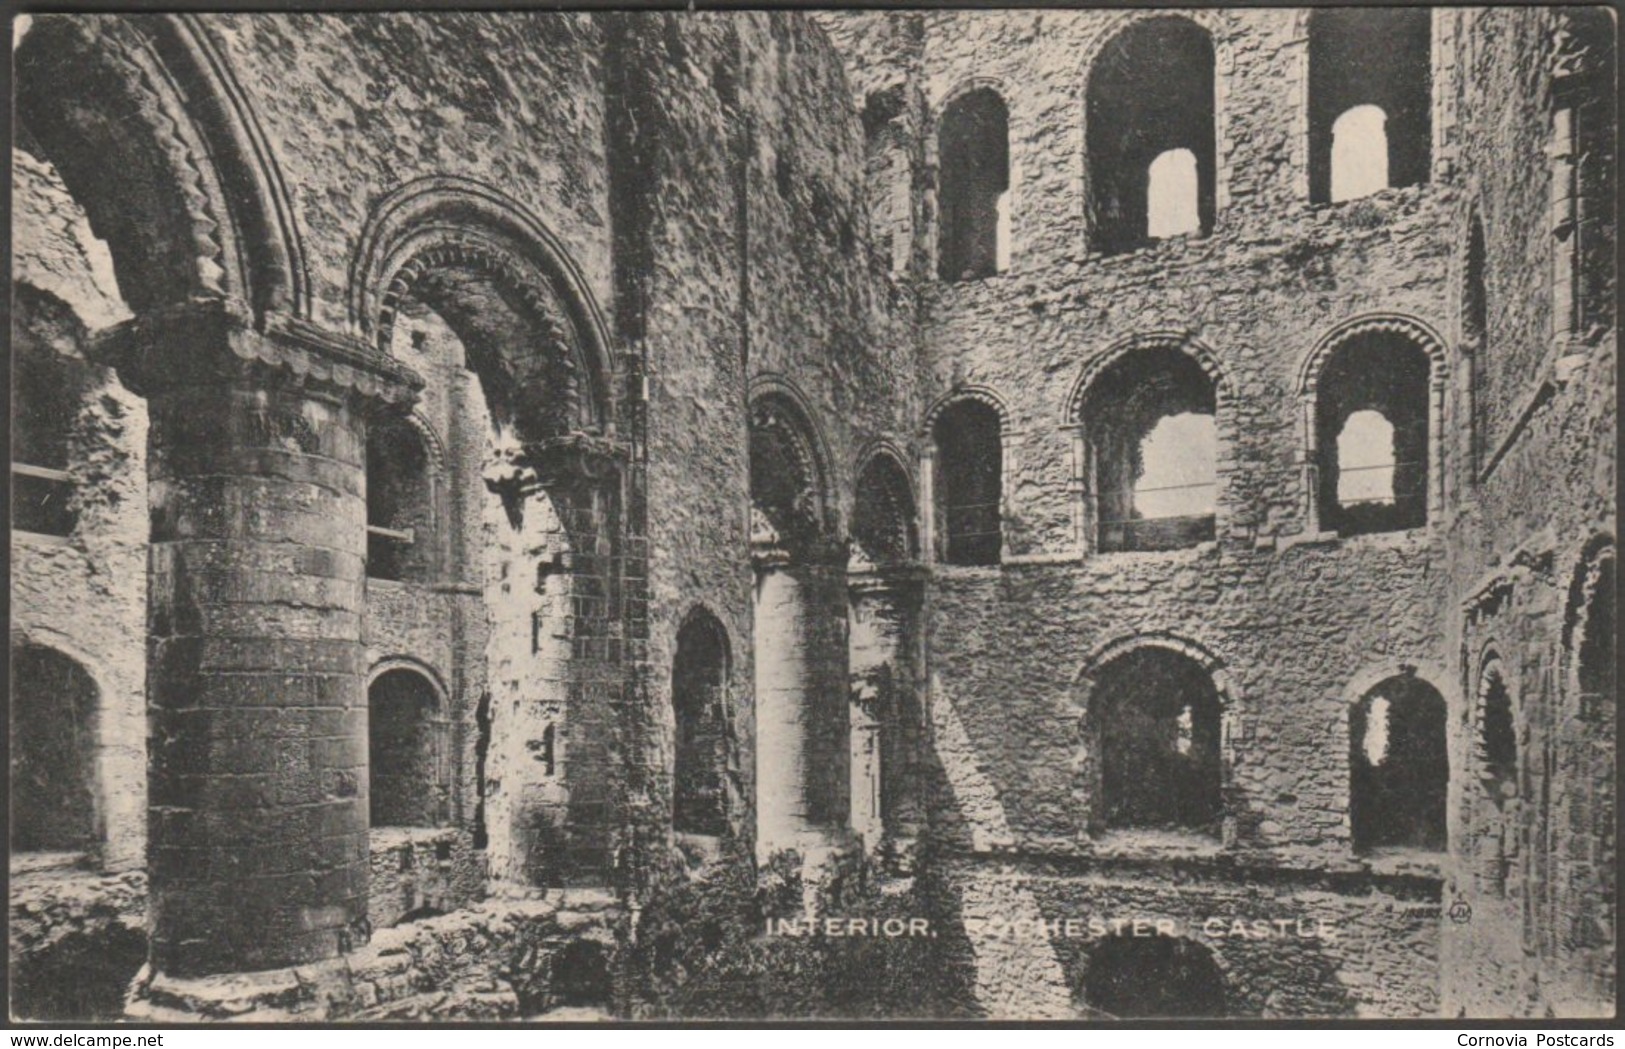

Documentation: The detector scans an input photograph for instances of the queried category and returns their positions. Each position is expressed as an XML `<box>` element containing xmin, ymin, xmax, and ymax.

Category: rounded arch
<box><xmin>1076</xmin><ymin>10</ymin><xmax>1231</xmax><ymax>92</ymax></box>
<box><xmin>1074</xmin><ymin>633</ymin><xmax>1234</xmax><ymax>836</ymax></box>
<box><xmin>675</xmin><ymin>605</ymin><xmax>734</xmax><ymax>678</ymax></box>
<box><xmin>922</xmin><ymin>383</ymin><xmax>1012</xmax><ymax>436</ymax></box>
<box><xmin>1065</xmin><ymin>331</ymin><xmax>1234</xmax><ymax>426</ymax></box>
<box><xmin>350</xmin><ymin>176</ymin><xmax>616</xmax><ymax>438</ymax></box>
<box><xmin>367</xmin><ymin>656</ymin><xmax>451</xmax><ymax>706</ymax></box>
<box><xmin>1076</xmin><ymin>632</ymin><xmax>1235</xmax><ymax>712</ymax></box>
<box><xmin>932</xmin><ymin>75</ymin><xmax>1015</xmax><ymax>118</ymax></box>
<box><xmin>1341</xmin><ymin>659</ymin><xmax>1457</xmax><ymax>713</ymax></box>
<box><xmin>1080</xmin><ymin>14</ymin><xmax>1223</xmax><ymax>255</ymax></box>
<box><xmin>1297</xmin><ymin>313</ymin><xmax>1450</xmax><ymax>398</ymax></box>
<box><xmin>14</xmin><ymin>15</ymin><xmax>302</xmax><ymax>319</ymax></box>
<box><xmin>851</xmin><ymin>443</ymin><xmax>920</xmax><ymax>566</ymax></box>
<box><xmin>749</xmin><ymin>376</ymin><xmax>838</xmax><ymax>547</ymax></box>
<box><xmin>1299</xmin><ymin>313</ymin><xmax>1450</xmax><ymax>529</ymax></box>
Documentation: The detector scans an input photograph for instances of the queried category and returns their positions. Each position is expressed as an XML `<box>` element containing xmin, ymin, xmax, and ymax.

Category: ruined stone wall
<box><xmin>1436</xmin><ymin>6</ymin><xmax>1617</xmax><ymax>1019</ymax></box>
<box><xmin>11</xmin><ymin>149</ymin><xmax>147</xmax><ymax>874</ymax></box>
<box><xmin>615</xmin><ymin>10</ymin><xmax>919</xmax><ymax>868</ymax></box>
<box><xmin>812</xmin><ymin>8</ymin><xmax>1462</xmax><ymax>1018</ymax></box>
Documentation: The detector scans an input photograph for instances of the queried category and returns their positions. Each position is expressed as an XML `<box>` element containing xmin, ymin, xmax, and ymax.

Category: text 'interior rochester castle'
<box><xmin>8</xmin><ymin>7</ymin><xmax>1617</xmax><ymax>1022</ymax></box>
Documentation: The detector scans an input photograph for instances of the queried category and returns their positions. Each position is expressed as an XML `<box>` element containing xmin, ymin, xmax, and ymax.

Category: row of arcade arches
<box><xmin>922</xmin><ymin>10</ymin><xmax>1432</xmax><ymax>279</ymax></box>
<box><xmin>926</xmin><ymin>317</ymin><xmax>1444</xmax><ymax>566</ymax></box>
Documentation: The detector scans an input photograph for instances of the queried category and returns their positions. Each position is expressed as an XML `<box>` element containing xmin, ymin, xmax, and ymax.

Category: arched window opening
<box><xmin>673</xmin><ymin>611</ymin><xmax>731</xmax><ymax>837</ymax></box>
<box><xmin>10</xmin><ymin>645</ymin><xmax>99</xmax><ymax>853</ymax></box>
<box><xmin>366</xmin><ymin>415</ymin><xmax>434</xmax><ymax>582</ymax></box>
<box><xmin>1084</xmin><ymin>347</ymin><xmax>1218</xmax><ymax>552</ymax></box>
<box><xmin>12</xmin><ymin>314</ymin><xmax>84</xmax><ymax>539</ymax></box>
<box><xmin>1463</xmin><ymin>214</ymin><xmax>1489</xmax><ymax>476</ymax></box>
<box><xmin>1147</xmin><ymin>149</ymin><xmax>1201</xmax><ymax>239</ymax></box>
<box><xmin>938</xmin><ymin>88</ymin><xmax>1009</xmax><ymax>281</ymax></box>
<box><xmin>1315</xmin><ymin>332</ymin><xmax>1430</xmax><ymax>535</ymax></box>
<box><xmin>1088</xmin><ymin>647</ymin><xmax>1223</xmax><ymax>835</ymax></box>
<box><xmin>1087</xmin><ymin>17</ymin><xmax>1215</xmax><ymax>254</ymax></box>
<box><xmin>1330</xmin><ymin>104</ymin><xmax>1390</xmax><ymax>202</ymax></box>
<box><xmin>933</xmin><ymin>401</ymin><xmax>1002</xmax><ymax>565</ymax></box>
<box><xmin>369</xmin><ymin>668</ymin><xmax>442</xmax><ymax>829</ymax></box>
<box><xmin>852</xmin><ymin>454</ymin><xmax>918</xmax><ymax>568</ymax></box>
<box><xmin>1308</xmin><ymin>9</ymin><xmax>1431</xmax><ymax>204</ymax></box>
<box><xmin>1350</xmin><ymin>674</ymin><xmax>1447</xmax><ymax>853</ymax></box>
<box><xmin>1079</xmin><ymin>935</ymin><xmax>1226</xmax><ymax>1018</ymax></box>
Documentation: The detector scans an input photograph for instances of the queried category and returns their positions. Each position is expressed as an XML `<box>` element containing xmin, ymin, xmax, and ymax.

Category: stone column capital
<box><xmin>88</xmin><ymin>296</ymin><xmax>423</xmax><ymax>410</ymax></box>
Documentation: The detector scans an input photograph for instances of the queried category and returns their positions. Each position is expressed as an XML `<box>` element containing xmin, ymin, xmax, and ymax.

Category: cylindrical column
<box><xmin>755</xmin><ymin>558</ymin><xmax>814</xmax><ymax>853</ymax></box>
<box><xmin>96</xmin><ymin>302</ymin><xmax>420</xmax><ymax>977</ymax></box>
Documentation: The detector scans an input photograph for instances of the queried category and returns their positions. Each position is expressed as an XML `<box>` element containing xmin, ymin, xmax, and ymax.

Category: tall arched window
<box><xmin>10</xmin><ymin>644</ymin><xmax>99</xmax><ymax>853</ymax></box>
<box><xmin>1314</xmin><ymin>330</ymin><xmax>1431</xmax><ymax>535</ymax></box>
<box><xmin>1086</xmin><ymin>646</ymin><xmax>1223</xmax><ymax>835</ymax></box>
<box><xmin>1082</xmin><ymin>347</ymin><xmax>1218</xmax><ymax>552</ymax></box>
<box><xmin>369</xmin><ymin>667</ymin><xmax>443</xmax><ymax>828</ymax></box>
<box><xmin>937</xmin><ymin>88</ymin><xmax>1009</xmax><ymax>281</ymax></box>
<box><xmin>366</xmin><ymin>415</ymin><xmax>435</xmax><ymax>582</ymax></box>
<box><xmin>1350</xmin><ymin>673</ymin><xmax>1447</xmax><ymax>852</ymax></box>
<box><xmin>1087</xmin><ymin>17</ymin><xmax>1215</xmax><ymax>254</ymax></box>
<box><xmin>672</xmin><ymin>609</ymin><xmax>731</xmax><ymax>837</ymax></box>
<box><xmin>1308</xmin><ymin>9</ymin><xmax>1431</xmax><ymax>203</ymax></box>
<box><xmin>932</xmin><ymin>399</ymin><xmax>1002</xmax><ymax>565</ymax></box>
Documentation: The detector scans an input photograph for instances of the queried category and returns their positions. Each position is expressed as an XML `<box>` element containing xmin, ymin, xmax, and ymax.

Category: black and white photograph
<box><xmin>7</xmin><ymin>5</ymin><xmax>1618</xmax><ymax>1026</ymax></box>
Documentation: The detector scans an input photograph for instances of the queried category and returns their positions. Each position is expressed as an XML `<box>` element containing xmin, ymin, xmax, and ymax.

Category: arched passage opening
<box><xmin>359</xmin><ymin>182</ymin><xmax>623</xmax><ymax>889</ymax></box>
<box><xmin>1084</xmin><ymin>644</ymin><xmax>1224</xmax><ymax>836</ymax></box>
<box><xmin>368</xmin><ymin>667</ymin><xmax>445</xmax><ymax>829</ymax></box>
<box><xmin>1349</xmin><ymin>672</ymin><xmax>1447</xmax><ymax>853</ymax></box>
<box><xmin>672</xmin><ymin>609</ymin><xmax>732</xmax><ymax>837</ymax></box>
<box><xmin>1080</xmin><ymin>934</ymin><xmax>1226</xmax><ymax>1018</ymax></box>
<box><xmin>10</xmin><ymin>644</ymin><xmax>100</xmax><ymax>854</ymax></box>
<box><xmin>1087</xmin><ymin>17</ymin><xmax>1215</xmax><ymax>254</ymax></box>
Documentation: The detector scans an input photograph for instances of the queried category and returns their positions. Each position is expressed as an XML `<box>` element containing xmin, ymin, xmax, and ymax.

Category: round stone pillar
<box><xmin>753</xmin><ymin>539</ymin><xmax>851</xmax><ymax>860</ymax></box>
<box><xmin>94</xmin><ymin>301</ymin><xmax>421</xmax><ymax>977</ymax></box>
